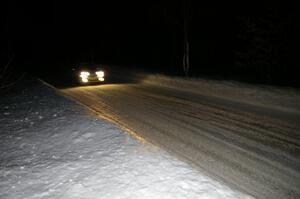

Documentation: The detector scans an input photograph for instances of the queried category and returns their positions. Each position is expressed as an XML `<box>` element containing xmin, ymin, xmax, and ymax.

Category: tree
<box><xmin>235</xmin><ymin>6</ymin><xmax>288</xmax><ymax>83</ymax></box>
<box><xmin>182</xmin><ymin>0</ymin><xmax>190</xmax><ymax>76</ymax></box>
<box><xmin>147</xmin><ymin>0</ymin><xmax>191</xmax><ymax>76</ymax></box>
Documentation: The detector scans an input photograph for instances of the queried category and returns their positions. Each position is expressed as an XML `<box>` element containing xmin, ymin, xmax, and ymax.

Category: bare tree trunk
<box><xmin>183</xmin><ymin>0</ymin><xmax>190</xmax><ymax>77</ymax></box>
<box><xmin>183</xmin><ymin>31</ymin><xmax>189</xmax><ymax>76</ymax></box>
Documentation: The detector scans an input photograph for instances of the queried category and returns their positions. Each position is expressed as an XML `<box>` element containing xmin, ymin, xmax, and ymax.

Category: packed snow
<box><xmin>0</xmin><ymin>79</ymin><xmax>252</xmax><ymax>199</ymax></box>
<box><xmin>142</xmin><ymin>74</ymin><xmax>300</xmax><ymax>113</ymax></box>
<box><xmin>63</xmin><ymin>75</ymin><xmax>300</xmax><ymax>199</ymax></box>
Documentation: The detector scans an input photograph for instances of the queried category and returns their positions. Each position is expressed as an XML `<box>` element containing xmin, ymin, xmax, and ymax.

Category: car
<box><xmin>75</xmin><ymin>64</ymin><xmax>105</xmax><ymax>84</ymax></box>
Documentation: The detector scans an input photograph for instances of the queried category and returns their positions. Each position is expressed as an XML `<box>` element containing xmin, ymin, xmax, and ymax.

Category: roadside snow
<box><xmin>0</xmin><ymin>79</ymin><xmax>252</xmax><ymax>199</ymax></box>
<box><xmin>143</xmin><ymin>74</ymin><xmax>300</xmax><ymax>113</ymax></box>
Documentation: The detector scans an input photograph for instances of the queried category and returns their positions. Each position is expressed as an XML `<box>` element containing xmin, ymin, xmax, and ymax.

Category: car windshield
<box><xmin>78</xmin><ymin>65</ymin><xmax>102</xmax><ymax>72</ymax></box>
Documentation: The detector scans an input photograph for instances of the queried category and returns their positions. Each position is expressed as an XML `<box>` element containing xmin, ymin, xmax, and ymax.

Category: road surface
<box><xmin>62</xmin><ymin>82</ymin><xmax>300</xmax><ymax>199</ymax></box>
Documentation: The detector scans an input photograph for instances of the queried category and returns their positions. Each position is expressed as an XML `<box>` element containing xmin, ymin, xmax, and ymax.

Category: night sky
<box><xmin>2</xmin><ymin>1</ymin><xmax>300</xmax><ymax>86</ymax></box>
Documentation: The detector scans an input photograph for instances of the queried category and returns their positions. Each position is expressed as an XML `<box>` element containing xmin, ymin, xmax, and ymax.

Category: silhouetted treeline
<box><xmin>233</xmin><ymin>4</ymin><xmax>299</xmax><ymax>86</ymax></box>
<box><xmin>2</xmin><ymin>1</ymin><xmax>299</xmax><ymax>87</ymax></box>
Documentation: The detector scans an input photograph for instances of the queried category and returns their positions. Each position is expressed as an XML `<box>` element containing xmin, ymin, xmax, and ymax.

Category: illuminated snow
<box><xmin>0</xmin><ymin>79</ymin><xmax>252</xmax><ymax>199</ymax></box>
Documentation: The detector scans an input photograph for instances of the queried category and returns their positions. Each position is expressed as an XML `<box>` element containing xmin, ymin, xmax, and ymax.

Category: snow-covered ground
<box><xmin>142</xmin><ymin>74</ymin><xmax>300</xmax><ymax>113</ymax></box>
<box><xmin>0</xmin><ymin>78</ymin><xmax>252</xmax><ymax>199</ymax></box>
<box><xmin>63</xmin><ymin>75</ymin><xmax>300</xmax><ymax>199</ymax></box>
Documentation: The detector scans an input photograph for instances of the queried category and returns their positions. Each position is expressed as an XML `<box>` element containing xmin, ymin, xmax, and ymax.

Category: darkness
<box><xmin>1</xmin><ymin>0</ymin><xmax>300</xmax><ymax>86</ymax></box>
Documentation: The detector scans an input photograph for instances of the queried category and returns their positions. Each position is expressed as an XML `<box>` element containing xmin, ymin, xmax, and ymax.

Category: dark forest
<box><xmin>1</xmin><ymin>1</ymin><xmax>299</xmax><ymax>87</ymax></box>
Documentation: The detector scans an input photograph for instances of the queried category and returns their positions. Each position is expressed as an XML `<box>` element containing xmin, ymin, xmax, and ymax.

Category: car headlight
<box><xmin>80</xmin><ymin>71</ymin><xmax>90</xmax><ymax>78</ymax></box>
<box><xmin>81</xmin><ymin>78</ymin><xmax>88</xmax><ymax>83</ymax></box>
<box><xmin>96</xmin><ymin>71</ymin><xmax>105</xmax><ymax>78</ymax></box>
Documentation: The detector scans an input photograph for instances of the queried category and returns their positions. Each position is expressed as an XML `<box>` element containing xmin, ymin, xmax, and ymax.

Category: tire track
<box><xmin>62</xmin><ymin>83</ymin><xmax>300</xmax><ymax>199</ymax></box>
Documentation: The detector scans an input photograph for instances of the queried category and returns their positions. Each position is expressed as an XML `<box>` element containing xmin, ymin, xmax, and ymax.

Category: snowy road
<box><xmin>63</xmin><ymin>80</ymin><xmax>300</xmax><ymax>199</ymax></box>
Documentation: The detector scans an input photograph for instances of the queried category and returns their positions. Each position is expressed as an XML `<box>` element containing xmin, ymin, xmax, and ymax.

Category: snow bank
<box><xmin>142</xmin><ymin>74</ymin><xmax>300</xmax><ymax>113</ymax></box>
<box><xmin>0</xmin><ymin>78</ymin><xmax>252</xmax><ymax>199</ymax></box>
